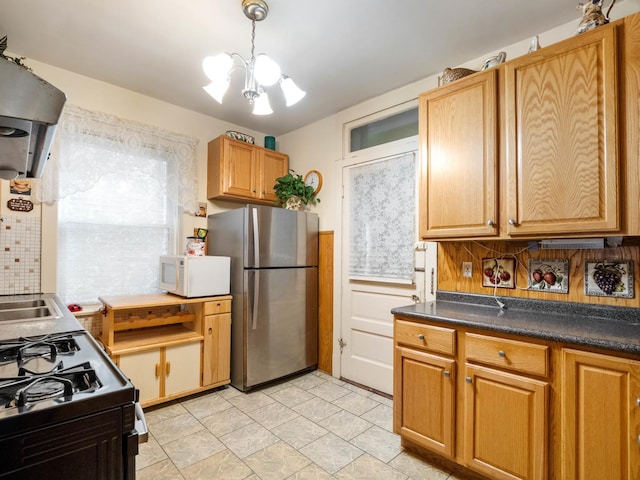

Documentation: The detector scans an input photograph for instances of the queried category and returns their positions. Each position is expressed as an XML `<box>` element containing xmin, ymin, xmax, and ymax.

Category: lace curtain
<box><xmin>37</xmin><ymin>104</ymin><xmax>199</xmax><ymax>213</ymax></box>
<box><xmin>348</xmin><ymin>152</ymin><xmax>416</xmax><ymax>282</ymax></box>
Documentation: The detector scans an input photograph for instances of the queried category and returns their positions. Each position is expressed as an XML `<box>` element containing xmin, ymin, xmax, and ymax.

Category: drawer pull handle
<box><xmin>498</xmin><ymin>350</ymin><xmax>506</xmax><ymax>358</ymax></box>
<box><xmin>465</xmin><ymin>377</ymin><xmax>472</xmax><ymax>384</ymax></box>
<box><xmin>208</xmin><ymin>327</ymin><xmax>213</xmax><ymax>335</ymax></box>
<box><xmin>443</xmin><ymin>371</ymin><xmax>450</xmax><ymax>378</ymax></box>
<box><xmin>417</xmin><ymin>334</ymin><xmax>425</xmax><ymax>341</ymax></box>
<box><xmin>155</xmin><ymin>363</ymin><xmax>160</xmax><ymax>378</ymax></box>
<box><xmin>166</xmin><ymin>362</ymin><xmax>171</xmax><ymax>376</ymax></box>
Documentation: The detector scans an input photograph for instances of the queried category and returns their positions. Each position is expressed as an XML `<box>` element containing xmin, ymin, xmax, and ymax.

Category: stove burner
<box><xmin>0</xmin><ymin>334</ymin><xmax>80</xmax><ymax>366</ymax></box>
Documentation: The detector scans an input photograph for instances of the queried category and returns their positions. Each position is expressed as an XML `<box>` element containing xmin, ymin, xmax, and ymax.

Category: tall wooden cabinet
<box><xmin>207</xmin><ymin>135</ymin><xmax>288</xmax><ymax>205</ymax></box>
<box><xmin>418</xmin><ymin>17</ymin><xmax>630</xmax><ymax>240</ymax></box>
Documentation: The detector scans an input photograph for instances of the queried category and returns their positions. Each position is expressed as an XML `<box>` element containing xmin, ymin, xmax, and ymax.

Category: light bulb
<box><xmin>254</xmin><ymin>54</ymin><xmax>281</xmax><ymax>86</ymax></box>
<box><xmin>279</xmin><ymin>76</ymin><xmax>306</xmax><ymax>106</ymax></box>
<box><xmin>202</xmin><ymin>54</ymin><xmax>233</xmax><ymax>81</ymax></box>
<box><xmin>252</xmin><ymin>92</ymin><xmax>273</xmax><ymax>115</ymax></box>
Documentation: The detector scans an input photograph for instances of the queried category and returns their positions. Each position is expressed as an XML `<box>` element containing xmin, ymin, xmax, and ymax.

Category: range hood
<box><xmin>0</xmin><ymin>58</ymin><xmax>66</xmax><ymax>180</ymax></box>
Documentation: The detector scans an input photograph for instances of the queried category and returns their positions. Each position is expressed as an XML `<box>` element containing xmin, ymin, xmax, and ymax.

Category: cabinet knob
<box><xmin>637</xmin><ymin>397</ymin><xmax>640</xmax><ymax>407</ymax></box>
<box><xmin>498</xmin><ymin>350</ymin><xmax>506</xmax><ymax>358</ymax></box>
<box><xmin>443</xmin><ymin>370</ymin><xmax>450</xmax><ymax>378</ymax></box>
<box><xmin>262</xmin><ymin>190</ymin><xmax>266</xmax><ymax>194</ymax></box>
<box><xmin>638</xmin><ymin>435</ymin><xmax>640</xmax><ymax>447</ymax></box>
<box><xmin>417</xmin><ymin>333</ymin><xmax>425</xmax><ymax>340</ymax></box>
<box><xmin>208</xmin><ymin>327</ymin><xmax>213</xmax><ymax>335</ymax></box>
<box><xmin>487</xmin><ymin>220</ymin><xmax>495</xmax><ymax>227</ymax></box>
<box><xmin>508</xmin><ymin>218</ymin><xmax>517</xmax><ymax>226</ymax></box>
<box><xmin>465</xmin><ymin>377</ymin><xmax>472</xmax><ymax>384</ymax></box>
<box><xmin>252</xmin><ymin>189</ymin><xmax>257</xmax><ymax>193</ymax></box>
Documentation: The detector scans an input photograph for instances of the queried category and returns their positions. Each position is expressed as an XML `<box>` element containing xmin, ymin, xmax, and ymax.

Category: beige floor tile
<box><xmin>349</xmin><ymin>426</ymin><xmax>402</xmax><ymax>463</ymax></box>
<box><xmin>331</xmin><ymin>391</ymin><xmax>380</xmax><ymax>416</ymax></box>
<box><xmin>292</xmin><ymin>396</ymin><xmax>341</xmax><ymax>422</ymax></box>
<box><xmin>334</xmin><ymin>454</ymin><xmax>407</xmax><ymax>480</ymax></box>
<box><xmin>299</xmin><ymin>433</ymin><xmax>364</xmax><ymax>474</ymax></box>
<box><xmin>318</xmin><ymin>410</ymin><xmax>373</xmax><ymax>441</ymax></box>
<box><xmin>307</xmin><ymin>382</ymin><xmax>351</xmax><ymax>402</ymax></box>
<box><xmin>220</xmin><ymin>421</ymin><xmax>279</xmax><ymax>458</ymax></box>
<box><xmin>136</xmin><ymin>458</ymin><xmax>185</xmax><ymax>480</ymax></box>
<box><xmin>181</xmin><ymin>391</ymin><xmax>233</xmax><ymax>419</ymax></box>
<box><xmin>267</xmin><ymin>385</ymin><xmax>315</xmax><ymax>407</ymax></box>
<box><xmin>248</xmin><ymin>401</ymin><xmax>300</xmax><ymax>429</ymax></box>
<box><xmin>151</xmin><ymin>412</ymin><xmax>205</xmax><ymax>445</ymax></box>
<box><xmin>180</xmin><ymin>449</ymin><xmax>253</xmax><ymax>480</ymax></box>
<box><xmin>162</xmin><ymin>429</ymin><xmax>226</xmax><ymax>469</ymax></box>
<box><xmin>228</xmin><ymin>391</ymin><xmax>276</xmax><ymax>413</ymax></box>
<box><xmin>200</xmin><ymin>406</ymin><xmax>254</xmax><ymax>437</ymax></box>
<box><xmin>136</xmin><ymin>434</ymin><xmax>168</xmax><ymax>471</ymax></box>
<box><xmin>287</xmin><ymin>463</ymin><xmax>336</xmax><ymax>480</ymax></box>
<box><xmin>360</xmin><ymin>403</ymin><xmax>394</xmax><ymax>431</ymax></box>
<box><xmin>144</xmin><ymin>403</ymin><xmax>189</xmax><ymax>426</ymax></box>
<box><xmin>244</xmin><ymin>441</ymin><xmax>311</xmax><ymax>480</ymax></box>
<box><xmin>270</xmin><ymin>415</ymin><xmax>329</xmax><ymax>449</ymax></box>
<box><xmin>290</xmin><ymin>373</ymin><xmax>329</xmax><ymax>390</ymax></box>
<box><xmin>388</xmin><ymin>451</ymin><xmax>451</xmax><ymax>480</ymax></box>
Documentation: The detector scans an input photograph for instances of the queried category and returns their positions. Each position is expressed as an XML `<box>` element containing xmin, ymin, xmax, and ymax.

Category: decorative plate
<box><xmin>225</xmin><ymin>130</ymin><xmax>255</xmax><ymax>144</ymax></box>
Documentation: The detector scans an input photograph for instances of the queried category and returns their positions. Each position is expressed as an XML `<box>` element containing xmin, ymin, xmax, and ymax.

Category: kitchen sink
<box><xmin>0</xmin><ymin>298</ymin><xmax>61</xmax><ymax>322</ymax></box>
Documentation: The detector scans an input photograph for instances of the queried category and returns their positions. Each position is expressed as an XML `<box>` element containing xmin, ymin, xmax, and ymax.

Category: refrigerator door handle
<box><xmin>251</xmin><ymin>207</ymin><xmax>260</xmax><ymax>268</ymax></box>
<box><xmin>250</xmin><ymin>270</ymin><xmax>260</xmax><ymax>330</ymax></box>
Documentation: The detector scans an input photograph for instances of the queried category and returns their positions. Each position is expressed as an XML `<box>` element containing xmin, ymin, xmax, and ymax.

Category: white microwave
<box><xmin>159</xmin><ymin>255</ymin><xmax>230</xmax><ymax>298</ymax></box>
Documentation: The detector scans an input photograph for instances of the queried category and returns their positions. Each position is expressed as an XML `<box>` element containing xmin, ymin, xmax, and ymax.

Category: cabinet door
<box><xmin>394</xmin><ymin>346</ymin><xmax>456</xmax><ymax>458</ymax></box>
<box><xmin>562</xmin><ymin>349</ymin><xmax>640</xmax><ymax>480</ymax></box>
<box><xmin>259</xmin><ymin>150</ymin><xmax>288</xmax><ymax>202</ymax></box>
<box><xmin>419</xmin><ymin>69</ymin><xmax>498</xmax><ymax>239</ymax></box>
<box><xmin>221</xmin><ymin>138</ymin><xmax>258</xmax><ymax>199</ymax></box>
<box><xmin>505</xmin><ymin>25</ymin><xmax>619</xmax><ymax>236</ymax></box>
<box><xmin>463</xmin><ymin>364</ymin><xmax>548</xmax><ymax>480</ymax></box>
<box><xmin>202</xmin><ymin>313</ymin><xmax>231</xmax><ymax>386</ymax></box>
<box><xmin>165</xmin><ymin>342</ymin><xmax>201</xmax><ymax>397</ymax></box>
<box><xmin>117</xmin><ymin>349</ymin><xmax>161</xmax><ymax>404</ymax></box>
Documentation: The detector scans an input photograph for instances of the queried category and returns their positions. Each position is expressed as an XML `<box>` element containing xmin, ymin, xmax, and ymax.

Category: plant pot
<box><xmin>284</xmin><ymin>196</ymin><xmax>304</xmax><ymax>210</ymax></box>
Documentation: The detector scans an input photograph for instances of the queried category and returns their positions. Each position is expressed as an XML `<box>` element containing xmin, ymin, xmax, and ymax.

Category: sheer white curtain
<box><xmin>348</xmin><ymin>152</ymin><xmax>416</xmax><ymax>282</ymax></box>
<box><xmin>38</xmin><ymin>105</ymin><xmax>199</xmax><ymax>304</ymax></box>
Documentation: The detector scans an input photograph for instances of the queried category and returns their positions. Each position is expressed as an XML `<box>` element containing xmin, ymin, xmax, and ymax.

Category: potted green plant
<box><xmin>273</xmin><ymin>170</ymin><xmax>320</xmax><ymax>209</ymax></box>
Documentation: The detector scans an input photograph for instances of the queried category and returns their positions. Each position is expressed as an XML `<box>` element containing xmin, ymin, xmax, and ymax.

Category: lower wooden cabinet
<box><xmin>394</xmin><ymin>315</ymin><xmax>640</xmax><ymax>480</ymax></box>
<box><xmin>394</xmin><ymin>345</ymin><xmax>456</xmax><ymax>458</ymax></box>
<box><xmin>203</xmin><ymin>312</ymin><xmax>231</xmax><ymax>386</ymax></box>
<box><xmin>463</xmin><ymin>364</ymin><xmax>548</xmax><ymax>480</ymax></box>
<box><xmin>562</xmin><ymin>349</ymin><xmax>640</xmax><ymax>480</ymax></box>
<box><xmin>118</xmin><ymin>341</ymin><xmax>201</xmax><ymax>404</ymax></box>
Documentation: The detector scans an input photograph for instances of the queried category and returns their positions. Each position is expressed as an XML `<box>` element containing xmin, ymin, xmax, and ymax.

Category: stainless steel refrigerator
<box><xmin>208</xmin><ymin>205</ymin><xmax>318</xmax><ymax>391</ymax></box>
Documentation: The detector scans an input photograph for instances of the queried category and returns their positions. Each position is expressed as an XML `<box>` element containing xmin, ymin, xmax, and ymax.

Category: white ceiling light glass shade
<box><xmin>203</xmin><ymin>78</ymin><xmax>230</xmax><ymax>104</ymax></box>
<box><xmin>279</xmin><ymin>75</ymin><xmax>306</xmax><ymax>106</ymax></box>
<box><xmin>253</xmin><ymin>54</ymin><xmax>281</xmax><ymax>86</ymax></box>
<box><xmin>252</xmin><ymin>92</ymin><xmax>273</xmax><ymax>115</ymax></box>
<box><xmin>202</xmin><ymin>53</ymin><xmax>233</xmax><ymax>82</ymax></box>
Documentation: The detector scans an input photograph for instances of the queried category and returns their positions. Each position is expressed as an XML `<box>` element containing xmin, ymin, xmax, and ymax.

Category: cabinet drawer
<box><xmin>395</xmin><ymin>319</ymin><xmax>456</xmax><ymax>356</ymax></box>
<box><xmin>204</xmin><ymin>300</ymin><xmax>231</xmax><ymax>315</ymax></box>
<box><xmin>465</xmin><ymin>333</ymin><xmax>549</xmax><ymax>377</ymax></box>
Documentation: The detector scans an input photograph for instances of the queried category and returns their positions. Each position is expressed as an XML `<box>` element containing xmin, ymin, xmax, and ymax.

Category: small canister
<box><xmin>186</xmin><ymin>237</ymin><xmax>205</xmax><ymax>256</ymax></box>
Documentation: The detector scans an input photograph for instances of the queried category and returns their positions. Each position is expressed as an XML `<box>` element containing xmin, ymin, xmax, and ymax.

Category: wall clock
<box><xmin>304</xmin><ymin>169</ymin><xmax>323</xmax><ymax>195</ymax></box>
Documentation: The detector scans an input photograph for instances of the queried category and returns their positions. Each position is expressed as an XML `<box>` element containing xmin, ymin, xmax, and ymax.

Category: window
<box><xmin>350</xmin><ymin>107</ymin><xmax>418</xmax><ymax>152</ymax></box>
<box><xmin>39</xmin><ymin>105</ymin><xmax>198</xmax><ymax>304</ymax></box>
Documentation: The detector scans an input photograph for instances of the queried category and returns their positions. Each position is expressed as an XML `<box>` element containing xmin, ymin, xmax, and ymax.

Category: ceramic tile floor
<box><xmin>136</xmin><ymin>370</ymin><xmax>464</xmax><ymax>480</ymax></box>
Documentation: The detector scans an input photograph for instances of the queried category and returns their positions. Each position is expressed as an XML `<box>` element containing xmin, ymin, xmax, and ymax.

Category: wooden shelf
<box><xmin>99</xmin><ymin>293</ymin><xmax>232</xmax><ymax>311</ymax></box>
<box><xmin>113</xmin><ymin>311</ymin><xmax>195</xmax><ymax>331</ymax></box>
<box><xmin>109</xmin><ymin>325</ymin><xmax>203</xmax><ymax>356</ymax></box>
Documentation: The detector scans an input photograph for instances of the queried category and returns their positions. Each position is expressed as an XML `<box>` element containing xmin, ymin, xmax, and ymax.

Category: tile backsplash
<box><xmin>0</xmin><ymin>215</ymin><xmax>41</xmax><ymax>295</ymax></box>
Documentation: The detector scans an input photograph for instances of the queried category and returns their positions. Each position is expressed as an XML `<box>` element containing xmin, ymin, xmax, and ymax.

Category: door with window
<box><xmin>340</xmin><ymin>123</ymin><xmax>435</xmax><ymax>394</ymax></box>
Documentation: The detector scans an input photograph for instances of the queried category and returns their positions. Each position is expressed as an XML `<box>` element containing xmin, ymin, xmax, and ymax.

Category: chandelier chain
<box><xmin>250</xmin><ymin>19</ymin><xmax>256</xmax><ymax>62</ymax></box>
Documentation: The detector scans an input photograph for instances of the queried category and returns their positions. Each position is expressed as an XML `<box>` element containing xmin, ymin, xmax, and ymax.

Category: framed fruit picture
<box><xmin>482</xmin><ymin>258</ymin><xmax>516</xmax><ymax>289</ymax></box>
<box><xmin>584</xmin><ymin>260</ymin><xmax>634</xmax><ymax>298</ymax></box>
<box><xmin>528</xmin><ymin>259</ymin><xmax>569</xmax><ymax>293</ymax></box>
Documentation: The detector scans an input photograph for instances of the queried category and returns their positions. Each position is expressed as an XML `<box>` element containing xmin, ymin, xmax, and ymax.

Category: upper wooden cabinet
<box><xmin>207</xmin><ymin>135</ymin><xmax>289</xmax><ymax>205</ymax></box>
<box><xmin>419</xmin><ymin>69</ymin><xmax>498</xmax><ymax>239</ymax></box>
<box><xmin>418</xmin><ymin>17</ymin><xmax>638</xmax><ymax>240</ymax></box>
<box><xmin>504</xmin><ymin>25</ymin><xmax>619</xmax><ymax>236</ymax></box>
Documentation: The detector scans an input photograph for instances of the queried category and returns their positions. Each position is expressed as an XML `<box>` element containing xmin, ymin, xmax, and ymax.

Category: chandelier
<box><xmin>202</xmin><ymin>0</ymin><xmax>305</xmax><ymax>115</ymax></box>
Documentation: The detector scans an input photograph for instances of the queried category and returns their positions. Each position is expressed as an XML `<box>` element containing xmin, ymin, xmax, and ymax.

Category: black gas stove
<box><xmin>0</xmin><ymin>298</ymin><xmax>144</xmax><ymax>480</ymax></box>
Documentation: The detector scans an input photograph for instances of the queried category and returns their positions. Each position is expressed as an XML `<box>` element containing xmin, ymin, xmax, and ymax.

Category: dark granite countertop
<box><xmin>391</xmin><ymin>291</ymin><xmax>640</xmax><ymax>356</ymax></box>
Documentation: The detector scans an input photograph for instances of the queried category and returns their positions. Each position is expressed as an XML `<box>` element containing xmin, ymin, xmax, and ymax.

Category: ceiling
<box><xmin>2</xmin><ymin>1</ymin><xmax>583</xmax><ymax>136</ymax></box>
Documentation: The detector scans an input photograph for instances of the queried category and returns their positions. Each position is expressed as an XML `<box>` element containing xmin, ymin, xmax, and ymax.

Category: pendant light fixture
<box><xmin>202</xmin><ymin>0</ymin><xmax>306</xmax><ymax>115</ymax></box>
